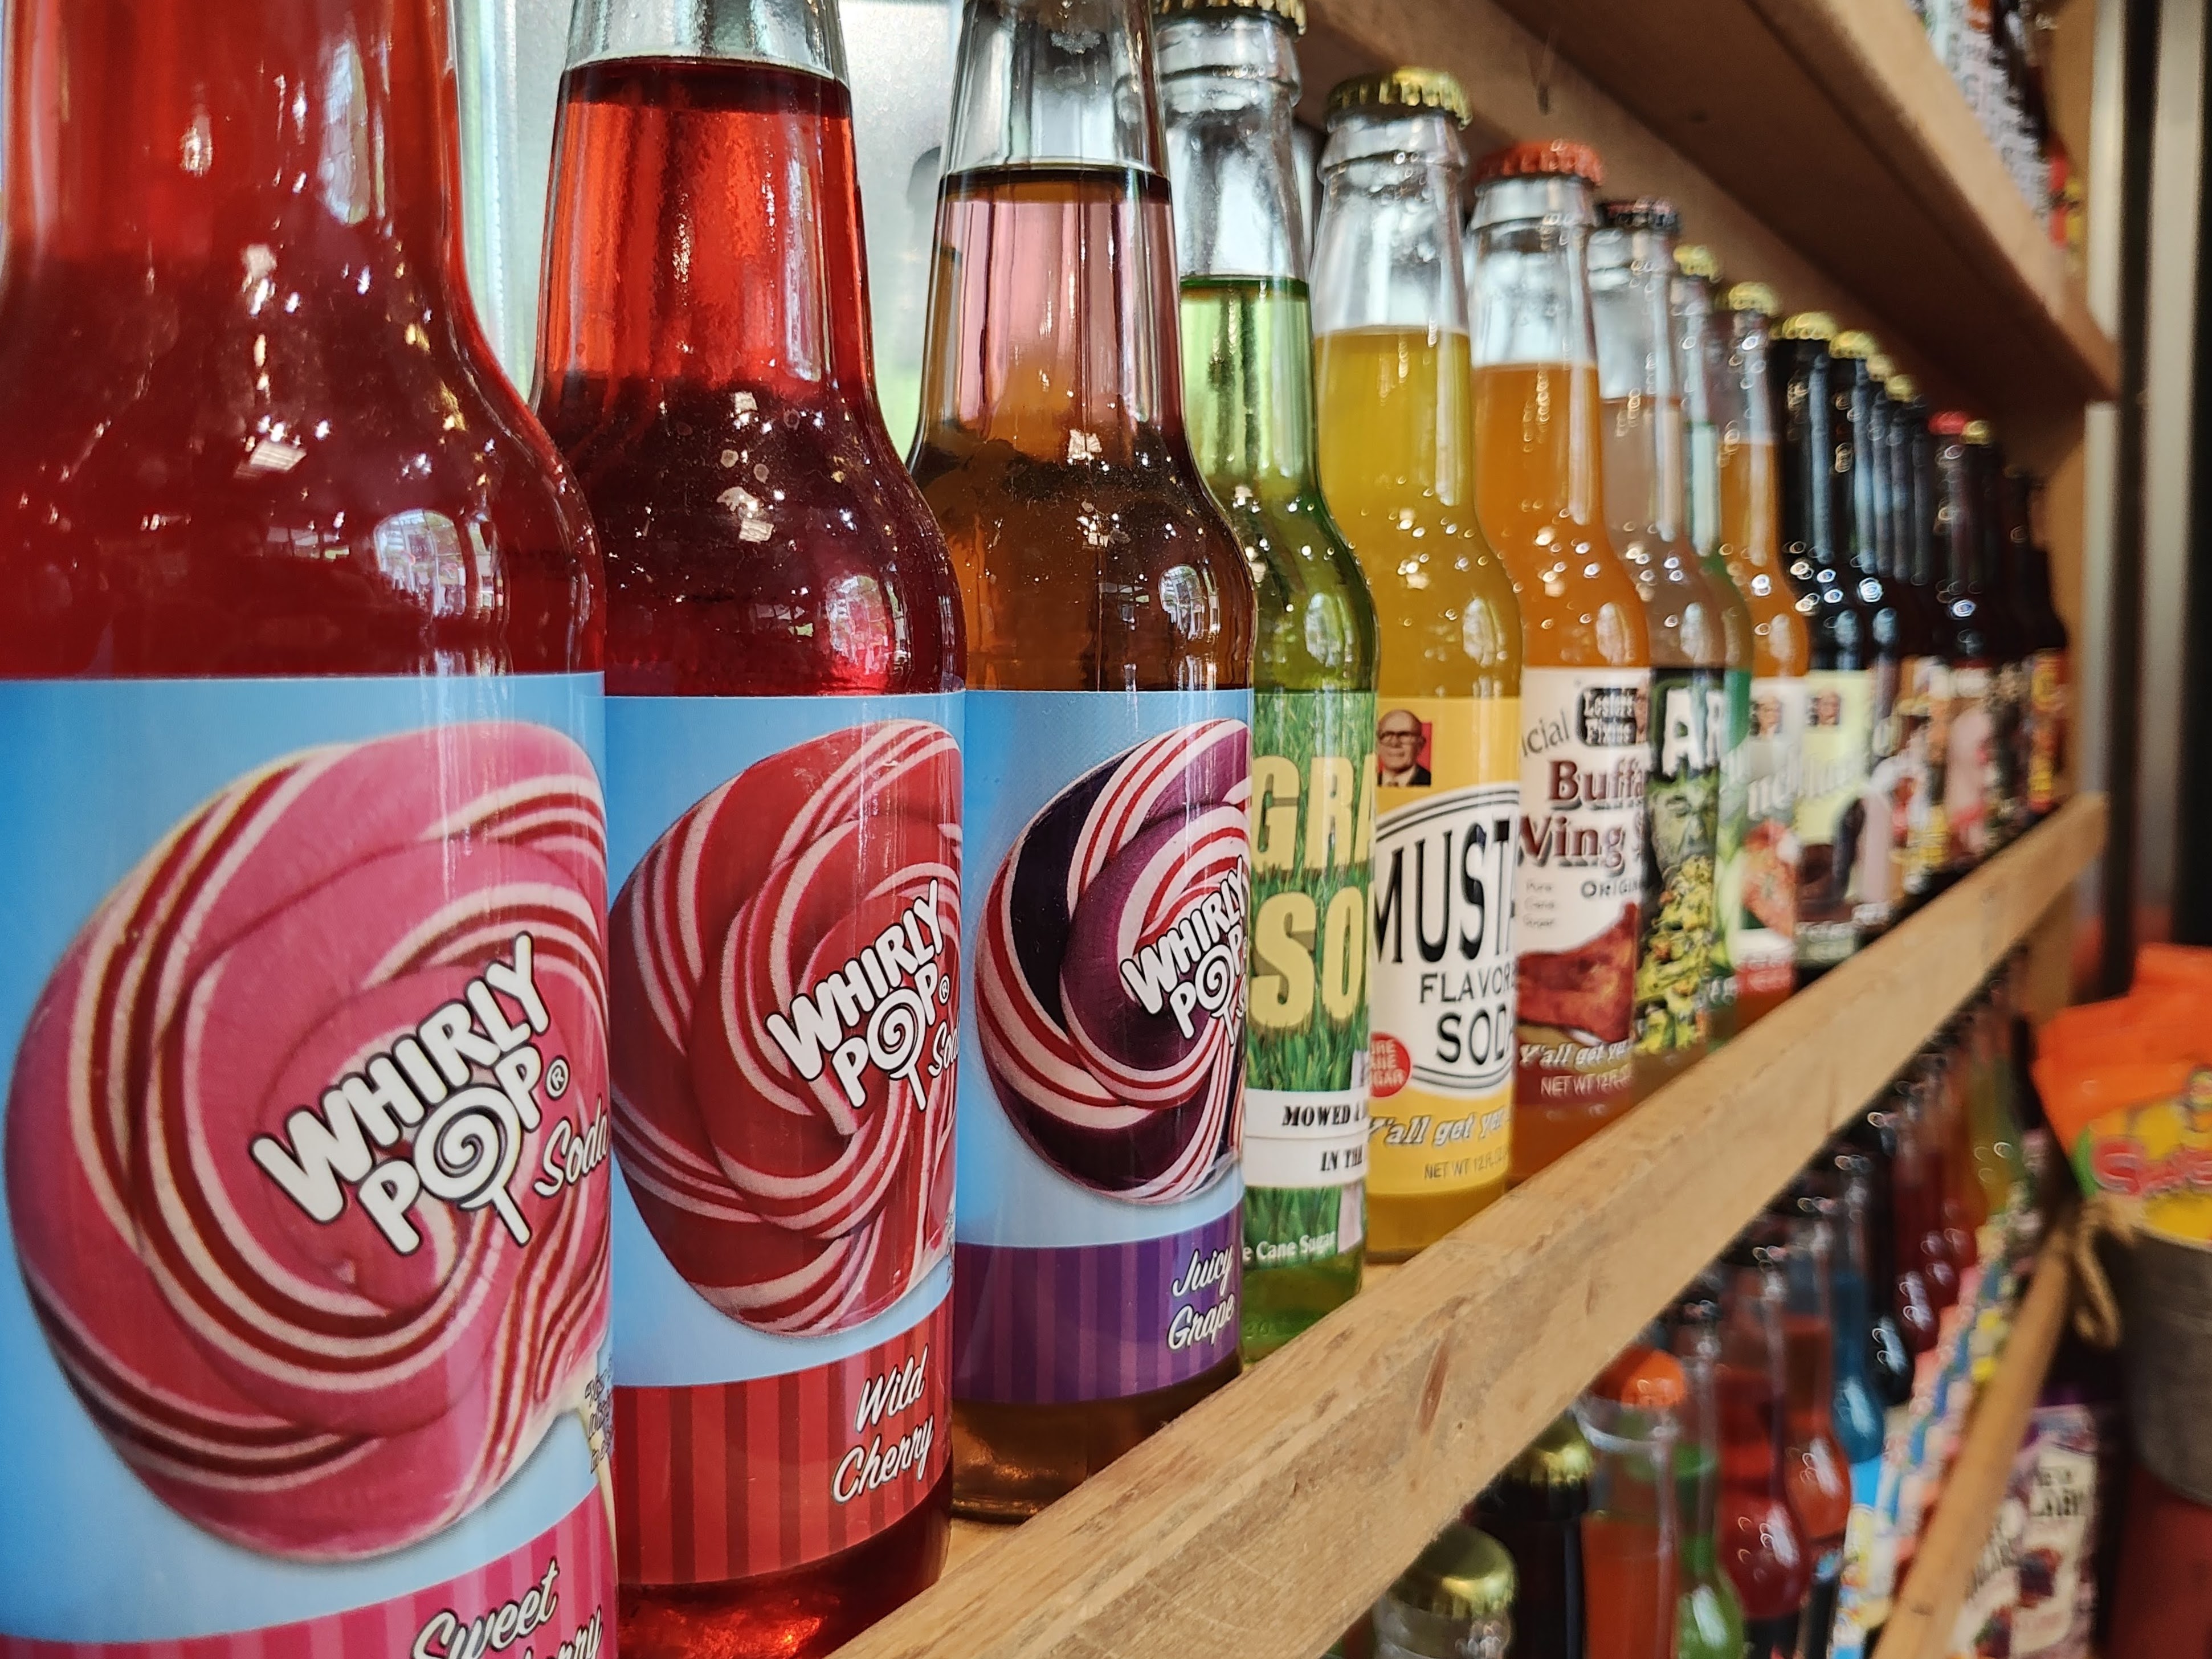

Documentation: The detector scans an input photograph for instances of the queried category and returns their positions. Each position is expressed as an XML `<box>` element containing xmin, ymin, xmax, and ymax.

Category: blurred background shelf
<box><xmin>833</xmin><ymin>798</ymin><xmax>2108</xmax><ymax>1659</ymax></box>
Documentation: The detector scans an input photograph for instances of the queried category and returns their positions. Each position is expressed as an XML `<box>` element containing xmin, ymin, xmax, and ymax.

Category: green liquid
<box><xmin>1180</xmin><ymin>275</ymin><xmax>1378</xmax><ymax>1361</ymax></box>
<box><xmin>1674</xmin><ymin>1442</ymin><xmax>1748</xmax><ymax>1659</ymax></box>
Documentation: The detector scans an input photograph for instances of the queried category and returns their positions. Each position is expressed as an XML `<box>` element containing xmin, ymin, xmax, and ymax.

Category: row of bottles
<box><xmin>0</xmin><ymin>3</ymin><xmax>2076</xmax><ymax>1659</ymax></box>
<box><xmin>1330</xmin><ymin>958</ymin><xmax>2047</xmax><ymax>1659</ymax></box>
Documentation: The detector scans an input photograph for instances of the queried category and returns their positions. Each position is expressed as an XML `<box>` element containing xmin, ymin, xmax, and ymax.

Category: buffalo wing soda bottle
<box><xmin>1161</xmin><ymin>0</ymin><xmax>1378</xmax><ymax>1349</ymax></box>
<box><xmin>1591</xmin><ymin>202</ymin><xmax>1729</xmax><ymax>1093</ymax></box>
<box><xmin>1313</xmin><ymin>71</ymin><xmax>1521</xmax><ymax>1255</ymax></box>
<box><xmin>1468</xmin><ymin>142</ymin><xmax>1652</xmax><ymax>1178</ymax></box>
<box><xmin>1715</xmin><ymin>285</ymin><xmax>1809</xmax><ymax>1027</ymax></box>
<box><xmin>1674</xmin><ymin>247</ymin><xmax>1757</xmax><ymax>1048</ymax></box>
<box><xmin>535</xmin><ymin>0</ymin><xmax>962</xmax><ymax>1649</ymax></box>
<box><xmin>0</xmin><ymin>1</ymin><xmax>614</xmax><ymax>1654</ymax></box>
<box><xmin>912</xmin><ymin>0</ymin><xmax>1255</xmax><ymax>1516</ymax></box>
<box><xmin>1774</xmin><ymin>313</ymin><xmax>1872</xmax><ymax>982</ymax></box>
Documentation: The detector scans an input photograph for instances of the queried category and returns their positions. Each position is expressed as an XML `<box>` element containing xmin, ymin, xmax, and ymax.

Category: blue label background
<box><xmin>954</xmin><ymin>689</ymin><xmax>1250</xmax><ymax>1250</ymax></box>
<box><xmin>604</xmin><ymin>693</ymin><xmax>960</xmax><ymax>1388</ymax></box>
<box><xmin>0</xmin><ymin>676</ymin><xmax>603</xmax><ymax>1642</ymax></box>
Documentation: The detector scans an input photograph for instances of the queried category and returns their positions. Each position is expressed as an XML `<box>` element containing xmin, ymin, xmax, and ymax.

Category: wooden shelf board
<box><xmin>1300</xmin><ymin>0</ymin><xmax>2116</xmax><ymax>421</ymax></box>
<box><xmin>834</xmin><ymin>798</ymin><xmax>2107</xmax><ymax>1659</ymax></box>
<box><xmin>1872</xmin><ymin>1225</ymin><xmax>2079</xmax><ymax>1659</ymax></box>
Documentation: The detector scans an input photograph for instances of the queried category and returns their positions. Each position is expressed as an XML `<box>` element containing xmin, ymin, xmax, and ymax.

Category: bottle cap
<box><xmin>1593</xmin><ymin>1345</ymin><xmax>1688</xmax><ymax>1410</ymax></box>
<box><xmin>1868</xmin><ymin>352</ymin><xmax>1895</xmax><ymax>381</ymax></box>
<box><xmin>1931</xmin><ymin>410</ymin><xmax>1972</xmax><ymax>436</ymax></box>
<box><xmin>1964</xmin><ymin>418</ymin><xmax>1994</xmax><ymax>444</ymax></box>
<box><xmin>1723</xmin><ymin>280</ymin><xmax>1779</xmax><ymax>316</ymax></box>
<box><xmin>1674</xmin><ymin>243</ymin><xmax>1720</xmax><ymax>280</ymax></box>
<box><xmin>1472</xmin><ymin>137</ymin><xmax>1605</xmax><ymax>186</ymax></box>
<box><xmin>1502</xmin><ymin>1413</ymin><xmax>1594</xmax><ymax>1488</ymax></box>
<box><xmin>1887</xmin><ymin>371</ymin><xmax>1920</xmax><ymax>402</ymax></box>
<box><xmin>1599</xmin><ymin>197</ymin><xmax>1681</xmax><ymax>235</ymax></box>
<box><xmin>1776</xmin><ymin>310</ymin><xmax>1837</xmax><ymax>342</ymax></box>
<box><xmin>1831</xmin><ymin>329</ymin><xmax>1878</xmax><ymax>360</ymax></box>
<box><xmin>1325</xmin><ymin>68</ymin><xmax>1470</xmax><ymax>126</ymax></box>
<box><xmin>1154</xmin><ymin>0</ymin><xmax>1306</xmax><ymax>32</ymax></box>
<box><xmin>1388</xmin><ymin>1525</ymin><xmax>1517</xmax><ymax>1624</ymax></box>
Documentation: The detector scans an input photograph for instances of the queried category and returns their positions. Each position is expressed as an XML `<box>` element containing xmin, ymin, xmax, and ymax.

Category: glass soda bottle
<box><xmin>1374</xmin><ymin>1523</ymin><xmax>1520</xmax><ymax>1659</ymax></box>
<box><xmin>1715</xmin><ymin>284</ymin><xmax>1809</xmax><ymax>1027</ymax></box>
<box><xmin>1970</xmin><ymin>428</ymin><xmax>2032</xmax><ymax>849</ymax></box>
<box><xmin>534</xmin><ymin>0</ymin><xmax>962</xmax><ymax>1649</ymax></box>
<box><xmin>1312</xmin><ymin>71</ymin><xmax>1522</xmax><ymax>1249</ymax></box>
<box><xmin>1590</xmin><ymin>202</ymin><xmax>1729</xmax><ymax>1092</ymax></box>
<box><xmin>1577</xmin><ymin>1387</ymin><xmax>1683</xmax><ymax>1659</ymax></box>
<box><xmin>1161</xmin><ymin>0</ymin><xmax>1378</xmax><ymax>1352</ymax></box>
<box><xmin>1773</xmin><ymin>312</ymin><xmax>1874</xmax><ymax>982</ymax></box>
<box><xmin>911</xmin><ymin>0</ymin><xmax>1255</xmax><ymax>1518</ymax></box>
<box><xmin>1931</xmin><ymin>412</ymin><xmax>2000</xmax><ymax>876</ymax></box>
<box><xmin>1467</xmin><ymin>141</ymin><xmax>1652</xmax><ymax>1177</ymax></box>
<box><xmin>1879</xmin><ymin>373</ymin><xmax>1954</xmax><ymax>909</ymax></box>
<box><xmin>1716</xmin><ymin>1245</ymin><xmax>1814</xmax><ymax>1658</ymax></box>
<box><xmin>1831</xmin><ymin>332</ymin><xmax>1905</xmax><ymax>942</ymax></box>
<box><xmin>1674</xmin><ymin>246</ymin><xmax>1758</xmax><ymax>1049</ymax></box>
<box><xmin>1839</xmin><ymin>1115</ymin><xmax>1919</xmax><ymax>1407</ymax></box>
<box><xmin>0</xmin><ymin>0</ymin><xmax>615</xmax><ymax>1649</ymax></box>
<box><xmin>1670</xmin><ymin>1297</ymin><xmax>1750</xmax><ymax>1659</ymax></box>
<box><xmin>2003</xmin><ymin>468</ymin><xmax>2073</xmax><ymax>820</ymax></box>
<box><xmin>1815</xmin><ymin>1174</ymin><xmax>1892</xmax><ymax>1659</ymax></box>
<box><xmin>1474</xmin><ymin>1417</ymin><xmax>1594</xmax><ymax>1659</ymax></box>
<box><xmin>1770</xmin><ymin>1208</ymin><xmax>1854</xmax><ymax>1659</ymax></box>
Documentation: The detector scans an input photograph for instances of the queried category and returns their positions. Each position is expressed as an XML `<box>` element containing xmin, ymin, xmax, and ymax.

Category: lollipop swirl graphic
<box><xmin>976</xmin><ymin>720</ymin><xmax>1251</xmax><ymax>1202</ymax></box>
<box><xmin>610</xmin><ymin>721</ymin><xmax>961</xmax><ymax>1337</ymax></box>
<box><xmin>5</xmin><ymin>724</ymin><xmax>613</xmax><ymax>1562</ymax></box>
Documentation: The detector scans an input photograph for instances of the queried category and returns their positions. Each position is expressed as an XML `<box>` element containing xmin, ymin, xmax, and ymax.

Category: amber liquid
<box><xmin>1472</xmin><ymin>361</ymin><xmax>1650</xmax><ymax>1180</ymax></box>
<box><xmin>912</xmin><ymin>163</ymin><xmax>1250</xmax><ymax>1515</ymax></box>
<box><xmin>1716</xmin><ymin>434</ymin><xmax>1809</xmax><ymax>1027</ymax></box>
<box><xmin>0</xmin><ymin>0</ymin><xmax>595</xmax><ymax>679</ymax></box>
<box><xmin>536</xmin><ymin>58</ymin><xmax>958</xmax><ymax>1654</ymax></box>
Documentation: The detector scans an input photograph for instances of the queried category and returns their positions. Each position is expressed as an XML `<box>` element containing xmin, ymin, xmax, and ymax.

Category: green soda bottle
<box><xmin>1159</xmin><ymin>0</ymin><xmax>1380</xmax><ymax>1360</ymax></box>
<box><xmin>1671</xmin><ymin>1293</ymin><xmax>1750</xmax><ymax>1659</ymax></box>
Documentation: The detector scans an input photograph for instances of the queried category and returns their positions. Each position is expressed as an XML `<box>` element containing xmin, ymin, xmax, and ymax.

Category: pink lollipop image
<box><xmin>609</xmin><ymin>721</ymin><xmax>961</xmax><ymax>1337</ymax></box>
<box><xmin>976</xmin><ymin>721</ymin><xmax>1250</xmax><ymax>1202</ymax></box>
<box><xmin>5</xmin><ymin>723</ymin><xmax>613</xmax><ymax>1562</ymax></box>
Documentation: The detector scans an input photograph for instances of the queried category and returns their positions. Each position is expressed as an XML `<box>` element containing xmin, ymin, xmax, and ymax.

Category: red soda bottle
<box><xmin>0</xmin><ymin>0</ymin><xmax>614</xmax><ymax>1650</ymax></box>
<box><xmin>1772</xmin><ymin>1207</ymin><xmax>1854</xmax><ymax>1659</ymax></box>
<box><xmin>536</xmin><ymin>2</ymin><xmax>964</xmax><ymax>1654</ymax></box>
<box><xmin>1716</xmin><ymin>1246</ymin><xmax>1815</xmax><ymax>1657</ymax></box>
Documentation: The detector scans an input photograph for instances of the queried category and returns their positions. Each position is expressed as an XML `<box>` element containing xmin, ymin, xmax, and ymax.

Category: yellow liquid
<box><xmin>1316</xmin><ymin>325</ymin><xmax>1521</xmax><ymax>1257</ymax></box>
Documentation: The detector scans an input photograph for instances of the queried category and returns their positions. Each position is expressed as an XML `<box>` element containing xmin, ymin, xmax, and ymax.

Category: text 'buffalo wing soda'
<box><xmin>1590</xmin><ymin>201</ymin><xmax>1731</xmax><ymax>1094</ymax></box>
<box><xmin>912</xmin><ymin>0</ymin><xmax>1255</xmax><ymax>1516</ymax></box>
<box><xmin>1312</xmin><ymin>71</ymin><xmax>1521</xmax><ymax>1254</ymax></box>
<box><xmin>1673</xmin><ymin>247</ymin><xmax>1759</xmax><ymax>1049</ymax></box>
<box><xmin>1467</xmin><ymin>141</ymin><xmax>1653</xmax><ymax>1178</ymax></box>
<box><xmin>1161</xmin><ymin>0</ymin><xmax>1379</xmax><ymax>1347</ymax></box>
<box><xmin>0</xmin><ymin>2</ymin><xmax>613</xmax><ymax>1654</ymax></box>
<box><xmin>534</xmin><ymin>0</ymin><xmax>962</xmax><ymax>1650</ymax></box>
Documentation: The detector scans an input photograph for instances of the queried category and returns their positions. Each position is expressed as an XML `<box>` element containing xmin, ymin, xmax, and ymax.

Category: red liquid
<box><xmin>534</xmin><ymin>55</ymin><xmax>959</xmax><ymax>1658</ymax></box>
<box><xmin>1715</xmin><ymin>1362</ymin><xmax>1813</xmax><ymax>1622</ymax></box>
<box><xmin>1584</xmin><ymin>1513</ymin><xmax>1678</xmax><ymax>1659</ymax></box>
<box><xmin>1780</xmin><ymin>1314</ymin><xmax>1853</xmax><ymax>1556</ymax></box>
<box><xmin>0</xmin><ymin>0</ymin><xmax>597</xmax><ymax>679</ymax></box>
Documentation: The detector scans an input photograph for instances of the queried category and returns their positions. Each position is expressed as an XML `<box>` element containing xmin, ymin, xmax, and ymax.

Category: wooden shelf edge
<box><xmin>1872</xmin><ymin>1224</ymin><xmax>2080</xmax><ymax>1659</ymax></box>
<box><xmin>833</xmin><ymin>798</ymin><xmax>2107</xmax><ymax>1659</ymax></box>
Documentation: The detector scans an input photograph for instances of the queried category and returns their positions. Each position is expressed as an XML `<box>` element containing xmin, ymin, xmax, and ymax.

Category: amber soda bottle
<box><xmin>1467</xmin><ymin>141</ymin><xmax>1653</xmax><ymax>1178</ymax></box>
<box><xmin>912</xmin><ymin>0</ymin><xmax>1255</xmax><ymax>1518</ymax></box>
<box><xmin>536</xmin><ymin>0</ymin><xmax>964</xmax><ymax>1648</ymax></box>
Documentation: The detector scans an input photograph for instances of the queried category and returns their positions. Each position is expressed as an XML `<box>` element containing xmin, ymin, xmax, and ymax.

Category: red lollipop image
<box><xmin>610</xmin><ymin>721</ymin><xmax>961</xmax><ymax>1336</ymax></box>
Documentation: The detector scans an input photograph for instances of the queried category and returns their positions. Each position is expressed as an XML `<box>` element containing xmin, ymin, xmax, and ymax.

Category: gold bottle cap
<box><xmin>1964</xmin><ymin>418</ymin><xmax>1995</xmax><ymax>445</ymax></box>
<box><xmin>1389</xmin><ymin>1524</ymin><xmax>1518</xmax><ymax>1623</ymax></box>
<box><xmin>1723</xmin><ymin>280</ymin><xmax>1779</xmax><ymax>316</ymax></box>
<box><xmin>1775</xmin><ymin>310</ymin><xmax>1837</xmax><ymax>342</ymax></box>
<box><xmin>1325</xmin><ymin>67</ymin><xmax>1470</xmax><ymax>126</ymax></box>
<box><xmin>1674</xmin><ymin>243</ymin><xmax>1720</xmax><ymax>280</ymax></box>
<box><xmin>1503</xmin><ymin>1413</ymin><xmax>1594</xmax><ymax>1487</ymax></box>
<box><xmin>1831</xmin><ymin>329</ymin><xmax>1878</xmax><ymax>361</ymax></box>
<box><xmin>1867</xmin><ymin>352</ymin><xmax>1895</xmax><ymax>382</ymax></box>
<box><xmin>1887</xmin><ymin>372</ymin><xmax>1919</xmax><ymax>402</ymax></box>
<box><xmin>1154</xmin><ymin>0</ymin><xmax>1306</xmax><ymax>32</ymax></box>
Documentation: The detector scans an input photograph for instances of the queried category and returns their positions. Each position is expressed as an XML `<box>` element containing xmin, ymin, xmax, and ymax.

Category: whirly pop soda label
<box><xmin>605</xmin><ymin>698</ymin><xmax>961</xmax><ymax>1586</ymax></box>
<box><xmin>0</xmin><ymin>676</ymin><xmax>613</xmax><ymax>1659</ymax></box>
<box><xmin>954</xmin><ymin>691</ymin><xmax>1250</xmax><ymax>1404</ymax></box>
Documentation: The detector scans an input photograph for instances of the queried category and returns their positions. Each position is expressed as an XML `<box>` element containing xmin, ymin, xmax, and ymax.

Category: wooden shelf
<box><xmin>832</xmin><ymin>796</ymin><xmax>2107</xmax><ymax>1659</ymax></box>
<box><xmin>1300</xmin><ymin>0</ymin><xmax>2117</xmax><ymax>424</ymax></box>
<box><xmin>1874</xmin><ymin>1223</ymin><xmax>2079</xmax><ymax>1659</ymax></box>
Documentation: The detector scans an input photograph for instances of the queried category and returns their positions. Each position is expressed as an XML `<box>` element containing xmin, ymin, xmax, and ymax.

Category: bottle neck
<box><xmin>1676</xmin><ymin>275</ymin><xmax>1723</xmax><ymax>557</ymax></box>
<box><xmin>942</xmin><ymin>0</ymin><xmax>1164</xmax><ymax>174</ymax></box>
<box><xmin>1848</xmin><ymin>373</ymin><xmax>1891</xmax><ymax>583</ymax></box>
<box><xmin>9</xmin><ymin>0</ymin><xmax>466</xmax><ymax>285</ymax></box>
<box><xmin>1590</xmin><ymin>224</ymin><xmax>1687</xmax><ymax>544</ymax></box>
<box><xmin>1781</xmin><ymin>342</ymin><xmax>1842</xmax><ymax>578</ymax></box>
<box><xmin>1161</xmin><ymin>13</ymin><xmax>1315</xmax><ymax>492</ymax></box>
<box><xmin>1312</xmin><ymin>111</ymin><xmax>1468</xmax><ymax>336</ymax></box>
<box><xmin>1468</xmin><ymin>181</ymin><xmax>1598</xmax><ymax>369</ymax></box>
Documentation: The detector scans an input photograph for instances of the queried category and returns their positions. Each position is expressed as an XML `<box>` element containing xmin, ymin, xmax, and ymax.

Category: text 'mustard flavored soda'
<box><xmin>911</xmin><ymin>0</ymin><xmax>1256</xmax><ymax>1518</ymax></box>
<box><xmin>0</xmin><ymin>2</ymin><xmax>614</xmax><ymax>1656</ymax></box>
<box><xmin>1161</xmin><ymin>0</ymin><xmax>1382</xmax><ymax>1347</ymax></box>
<box><xmin>534</xmin><ymin>0</ymin><xmax>963</xmax><ymax>1652</ymax></box>
<box><xmin>1311</xmin><ymin>68</ymin><xmax>1522</xmax><ymax>1256</ymax></box>
<box><xmin>1466</xmin><ymin>140</ymin><xmax>1653</xmax><ymax>1179</ymax></box>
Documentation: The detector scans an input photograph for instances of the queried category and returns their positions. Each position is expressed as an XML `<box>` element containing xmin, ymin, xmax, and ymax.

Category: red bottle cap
<box><xmin>1929</xmin><ymin>410</ymin><xmax>1974</xmax><ymax>436</ymax></box>
<box><xmin>1593</xmin><ymin>1345</ymin><xmax>1687</xmax><ymax>1410</ymax></box>
<box><xmin>1474</xmin><ymin>138</ymin><xmax>1605</xmax><ymax>187</ymax></box>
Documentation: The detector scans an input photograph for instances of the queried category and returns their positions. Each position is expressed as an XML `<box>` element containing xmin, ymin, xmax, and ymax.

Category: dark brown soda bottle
<box><xmin>537</xmin><ymin>4</ymin><xmax>963</xmax><ymax>1654</ymax></box>
<box><xmin>1930</xmin><ymin>414</ymin><xmax>2008</xmax><ymax>877</ymax></box>
<box><xmin>2002</xmin><ymin>467</ymin><xmax>2074</xmax><ymax>821</ymax></box>
<box><xmin>912</xmin><ymin>0</ymin><xmax>1255</xmax><ymax>1519</ymax></box>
